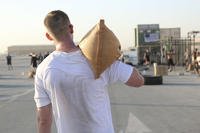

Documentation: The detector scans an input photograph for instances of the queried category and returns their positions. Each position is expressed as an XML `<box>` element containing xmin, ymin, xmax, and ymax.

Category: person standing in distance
<box><xmin>34</xmin><ymin>10</ymin><xmax>144</xmax><ymax>133</ymax></box>
<box><xmin>6</xmin><ymin>53</ymin><xmax>13</xmax><ymax>70</ymax></box>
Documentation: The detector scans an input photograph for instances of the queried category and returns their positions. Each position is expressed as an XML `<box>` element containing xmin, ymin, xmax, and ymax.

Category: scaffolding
<box><xmin>137</xmin><ymin>38</ymin><xmax>192</xmax><ymax>66</ymax></box>
<box><xmin>160</xmin><ymin>38</ymin><xmax>192</xmax><ymax>65</ymax></box>
<box><xmin>187</xmin><ymin>31</ymin><xmax>200</xmax><ymax>49</ymax></box>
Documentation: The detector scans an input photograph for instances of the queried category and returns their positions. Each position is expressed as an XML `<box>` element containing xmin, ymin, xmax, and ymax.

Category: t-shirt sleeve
<box><xmin>34</xmin><ymin>73</ymin><xmax>51</xmax><ymax>108</ymax></box>
<box><xmin>101</xmin><ymin>60</ymin><xmax>133</xmax><ymax>84</ymax></box>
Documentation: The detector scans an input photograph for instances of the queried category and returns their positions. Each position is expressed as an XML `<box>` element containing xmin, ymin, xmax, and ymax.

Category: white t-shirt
<box><xmin>34</xmin><ymin>50</ymin><xmax>133</xmax><ymax>133</ymax></box>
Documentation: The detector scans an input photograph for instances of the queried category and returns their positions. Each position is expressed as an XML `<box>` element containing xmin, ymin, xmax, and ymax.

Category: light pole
<box><xmin>188</xmin><ymin>31</ymin><xmax>200</xmax><ymax>50</ymax></box>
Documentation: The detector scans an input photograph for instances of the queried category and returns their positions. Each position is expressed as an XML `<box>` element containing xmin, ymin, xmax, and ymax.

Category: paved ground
<box><xmin>0</xmin><ymin>55</ymin><xmax>200</xmax><ymax>133</ymax></box>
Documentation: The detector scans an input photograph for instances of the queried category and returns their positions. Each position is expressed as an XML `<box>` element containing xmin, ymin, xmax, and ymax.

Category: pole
<box><xmin>193</xmin><ymin>34</ymin><xmax>196</xmax><ymax>49</ymax></box>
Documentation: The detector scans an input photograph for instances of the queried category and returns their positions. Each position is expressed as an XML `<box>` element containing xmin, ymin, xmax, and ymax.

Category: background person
<box><xmin>167</xmin><ymin>49</ymin><xmax>175</xmax><ymax>72</ymax></box>
<box><xmin>143</xmin><ymin>49</ymin><xmax>150</xmax><ymax>65</ymax></box>
<box><xmin>37</xmin><ymin>53</ymin><xmax>44</xmax><ymax>64</ymax></box>
<box><xmin>193</xmin><ymin>48</ymin><xmax>198</xmax><ymax>62</ymax></box>
<box><xmin>30</xmin><ymin>52</ymin><xmax>38</xmax><ymax>69</ymax></box>
<box><xmin>6</xmin><ymin>53</ymin><xmax>13</xmax><ymax>70</ymax></box>
<box><xmin>184</xmin><ymin>48</ymin><xmax>190</xmax><ymax>70</ymax></box>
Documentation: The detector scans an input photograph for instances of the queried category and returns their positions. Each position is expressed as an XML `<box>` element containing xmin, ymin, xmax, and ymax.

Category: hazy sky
<box><xmin>0</xmin><ymin>0</ymin><xmax>200</xmax><ymax>53</ymax></box>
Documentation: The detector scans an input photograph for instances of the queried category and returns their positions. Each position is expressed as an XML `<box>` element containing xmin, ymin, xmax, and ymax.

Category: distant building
<box><xmin>160</xmin><ymin>28</ymin><xmax>181</xmax><ymax>40</ymax></box>
<box><xmin>134</xmin><ymin>25</ymin><xmax>192</xmax><ymax>65</ymax></box>
<box><xmin>8</xmin><ymin>45</ymin><xmax>55</xmax><ymax>55</ymax></box>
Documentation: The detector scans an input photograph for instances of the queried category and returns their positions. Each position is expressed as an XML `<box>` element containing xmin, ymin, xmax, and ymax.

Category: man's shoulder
<box><xmin>100</xmin><ymin>60</ymin><xmax>133</xmax><ymax>84</ymax></box>
<box><xmin>36</xmin><ymin>54</ymin><xmax>54</xmax><ymax>74</ymax></box>
<box><xmin>109</xmin><ymin>60</ymin><xmax>128</xmax><ymax>70</ymax></box>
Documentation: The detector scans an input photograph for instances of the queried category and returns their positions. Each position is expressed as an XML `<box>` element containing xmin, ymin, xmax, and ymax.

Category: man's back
<box><xmin>35</xmin><ymin>49</ymin><xmax>137</xmax><ymax>133</ymax></box>
<box><xmin>35</xmin><ymin>50</ymin><xmax>115</xmax><ymax>133</ymax></box>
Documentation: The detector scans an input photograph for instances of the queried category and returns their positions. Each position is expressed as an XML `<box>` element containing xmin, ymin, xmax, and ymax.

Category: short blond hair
<box><xmin>44</xmin><ymin>10</ymin><xmax>70</xmax><ymax>41</ymax></box>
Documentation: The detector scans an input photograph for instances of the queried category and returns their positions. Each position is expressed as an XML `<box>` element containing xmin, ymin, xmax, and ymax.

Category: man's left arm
<box><xmin>103</xmin><ymin>61</ymin><xmax>144</xmax><ymax>87</ymax></box>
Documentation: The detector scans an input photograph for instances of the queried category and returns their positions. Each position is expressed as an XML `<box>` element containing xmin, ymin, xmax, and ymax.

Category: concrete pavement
<box><xmin>1</xmin><ymin>55</ymin><xmax>200</xmax><ymax>133</ymax></box>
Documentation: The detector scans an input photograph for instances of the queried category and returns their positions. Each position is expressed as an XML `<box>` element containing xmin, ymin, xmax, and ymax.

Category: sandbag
<box><xmin>79</xmin><ymin>20</ymin><xmax>121</xmax><ymax>78</ymax></box>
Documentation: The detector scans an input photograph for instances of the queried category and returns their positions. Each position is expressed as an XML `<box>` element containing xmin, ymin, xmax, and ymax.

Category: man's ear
<box><xmin>69</xmin><ymin>24</ymin><xmax>74</xmax><ymax>34</ymax></box>
<box><xmin>45</xmin><ymin>32</ymin><xmax>53</xmax><ymax>41</ymax></box>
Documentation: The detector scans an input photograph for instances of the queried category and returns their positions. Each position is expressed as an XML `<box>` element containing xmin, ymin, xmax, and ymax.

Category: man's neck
<box><xmin>55</xmin><ymin>40</ymin><xmax>79</xmax><ymax>53</ymax></box>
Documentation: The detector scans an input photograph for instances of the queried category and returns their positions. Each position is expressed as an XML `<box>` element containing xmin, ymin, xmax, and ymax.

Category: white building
<box><xmin>8</xmin><ymin>45</ymin><xmax>55</xmax><ymax>55</ymax></box>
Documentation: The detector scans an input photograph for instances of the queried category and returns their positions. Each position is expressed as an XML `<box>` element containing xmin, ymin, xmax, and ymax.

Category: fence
<box><xmin>137</xmin><ymin>38</ymin><xmax>192</xmax><ymax>66</ymax></box>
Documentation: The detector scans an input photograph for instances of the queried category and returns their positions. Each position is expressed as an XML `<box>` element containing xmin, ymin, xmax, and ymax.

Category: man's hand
<box><xmin>125</xmin><ymin>68</ymin><xmax>144</xmax><ymax>87</ymax></box>
<box><xmin>37</xmin><ymin>104</ymin><xmax>52</xmax><ymax>133</ymax></box>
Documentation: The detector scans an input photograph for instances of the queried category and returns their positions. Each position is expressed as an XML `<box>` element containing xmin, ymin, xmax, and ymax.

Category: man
<box><xmin>193</xmin><ymin>48</ymin><xmax>198</xmax><ymax>62</ymax></box>
<box><xmin>37</xmin><ymin>53</ymin><xmax>44</xmax><ymax>64</ymax></box>
<box><xmin>6</xmin><ymin>53</ymin><xmax>13</xmax><ymax>70</ymax></box>
<box><xmin>143</xmin><ymin>49</ymin><xmax>150</xmax><ymax>65</ymax></box>
<box><xmin>184</xmin><ymin>49</ymin><xmax>189</xmax><ymax>69</ymax></box>
<box><xmin>167</xmin><ymin>49</ymin><xmax>175</xmax><ymax>72</ymax></box>
<box><xmin>30</xmin><ymin>52</ymin><xmax>38</xmax><ymax>69</ymax></box>
<box><xmin>34</xmin><ymin>10</ymin><xmax>144</xmax><ymax>133</ymax></box>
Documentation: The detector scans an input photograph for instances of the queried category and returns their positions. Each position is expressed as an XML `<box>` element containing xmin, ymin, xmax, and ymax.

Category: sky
<box><xmin>0</xmin><ymin>0</ymin><xmax>200</xmax><ymax>53</ymax></box>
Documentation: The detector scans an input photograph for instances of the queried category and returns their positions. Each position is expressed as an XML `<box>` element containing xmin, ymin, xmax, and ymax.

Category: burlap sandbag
<box><xmin>79</xmin><ymin>20</ymin><xmax>121</xmax><ymax>78</ymax></box>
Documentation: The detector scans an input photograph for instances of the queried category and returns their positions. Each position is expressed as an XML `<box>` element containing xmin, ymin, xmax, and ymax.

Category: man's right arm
<box><xmin>37</xmin><ymin>104</ymin><xmax>52</xmax><ymax>133</ymax></box>
<box><xmin>34</xmin><ymin>69</ymin><xmax>52</xmax><ymax>133</ymax></box>
<box><xmin>125</xmin><ymin>68</ymin><xmax>144</xmax><ymax>87</ymax></box>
